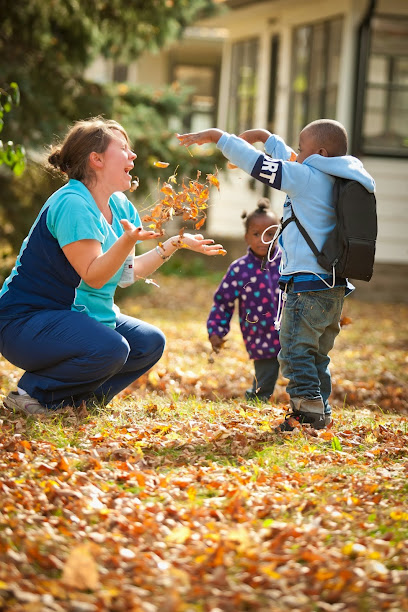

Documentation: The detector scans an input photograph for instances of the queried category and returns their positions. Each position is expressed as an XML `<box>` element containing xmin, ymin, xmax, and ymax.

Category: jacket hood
<box><xmin>304</xmin><ymin>154</ymin><xmax>376</xmax><ymax>193</ymax></box>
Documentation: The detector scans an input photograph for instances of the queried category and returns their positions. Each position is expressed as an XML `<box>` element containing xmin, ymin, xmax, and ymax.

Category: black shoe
<box><xmin>275</xmin><ymin>410</ymin><xmax>331</xmax><ymax>432</ymax></box>
<box><xmin>245</xmin><ymin>391</ymin><xmax>271</xmax><ymax>403</ymax></box>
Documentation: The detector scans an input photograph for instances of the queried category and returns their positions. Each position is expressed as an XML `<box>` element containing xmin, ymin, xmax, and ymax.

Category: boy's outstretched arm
<box><xmin>178</xmin><ymin>128</ymin><xmax>304</xmax><ymax>196</ymax></box>
<box><xmin>177</xmin><ymin>128</ymin><xmax>272</xmax><ymax>147</ymax></box>
<box><xmin>176</xmin><ymin>129</ymin><xmax>224</xmax><ymax>147</ymax></box>
<box><xmin>238</xmin><ymin>129</ymin><xmax>272</xmax><ymax>145</ymax></box>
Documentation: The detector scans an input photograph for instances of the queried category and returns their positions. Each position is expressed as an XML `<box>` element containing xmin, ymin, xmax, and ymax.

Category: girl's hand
<box><xmin>172</xmin><ymin>233</ymin><xmax>226</xmax><ymax>256</ymax></box>
<box><xmin>238</xmin><ymin>129</ymin><xmax>272</xmax><ymax>145</ymax></box>
<box><xmin>176</xmin><ymin>129</ymin><xmax>224</xmax><ymax>147</ymax></box>
<box><xmin>120</xmin><ymin>220</ymin><xmax>161</xmax><ymax>242</ymax></box>
<box><xmin>209</xmin><ymin>335</ymin><xmax>225</xmax><ymax>353</ymax></box>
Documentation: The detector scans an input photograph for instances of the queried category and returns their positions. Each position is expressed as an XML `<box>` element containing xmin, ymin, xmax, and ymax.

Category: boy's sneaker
<box><xmin>275</xmin><ymin>411</ymin><xmax>332</xmax><ymax>432</ymax></box>
<box><xmin>274</xmin><ymin>397</ymin><xmax>329</xmax><ymax>432</ymax></box>
<box><xmin>3</xmin><ymin>391</ymin><xmax>50</xmax><ymax>415</ymax></box>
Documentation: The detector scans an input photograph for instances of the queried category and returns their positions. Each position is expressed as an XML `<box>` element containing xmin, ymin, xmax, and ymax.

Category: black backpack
<box><xmin>279</xmin><ymin>178</ymin><xmax>377</xmax><ymax>281</ymax></box>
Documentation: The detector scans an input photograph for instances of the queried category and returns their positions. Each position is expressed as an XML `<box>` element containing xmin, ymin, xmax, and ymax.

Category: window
<box><xmin>288</xmin><ymin>18</ymin><xmax>343</xmax><ymax>146</ymax></box>
<box><xmin>227</xmin><ymin>38</ymin><xmax>259</xmax><ymax>134</ymax></box>
<box><xmin>359</xmin><ymin>16</ymin><xmax>408</xmax><ymax>156</ymax></box>
<box><xmin>112</xmin><ymin>63</ymin><xmax>128</xmax><ymax>83</ymax></box>
<box><xmin>172</xmin><ymin>65</ymin><xmax>218</xmax><ymax>132</ymax></box>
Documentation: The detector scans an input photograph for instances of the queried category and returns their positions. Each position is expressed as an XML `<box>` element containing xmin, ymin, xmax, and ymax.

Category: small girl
<box><xmin>207</xmin><ymin>198</ymin><xmax>281</xmax><ymax>401</ymax></box>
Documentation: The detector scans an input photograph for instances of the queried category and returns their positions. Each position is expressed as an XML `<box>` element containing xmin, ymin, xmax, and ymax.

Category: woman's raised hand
<box><xmin>120</xmin><ymin>220</ymin><xmax>161</xmax><ymax>242</ymax></box>
<box><xmin>173</xmin><ymin>233</ymin><xmax>226</xmax><ymax>256</ymax></box>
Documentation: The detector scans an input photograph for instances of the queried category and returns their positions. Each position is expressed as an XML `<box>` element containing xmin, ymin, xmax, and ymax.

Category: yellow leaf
<box><xmin>390</xmin><ymin>510</ymin><xmax>408</xmax><ymax>520</ymax></box>
<box><xmin>342</xmin><ymin>542</ymin><xmax>366</xmax><ymax>556</ymax></box>
<box><xmin>187</xmin><ymin>486</ymin><xmax>197</xmax><ymax>501</ymax></box>
<box><xmin>315</xmin><ymin>568</ymin><xmax>336</xmax><ymax>581</ymax></box>
<box><xmin>148</xmin><ymin>370</ymin><xmax>160</xmax><ymax>387</ymax></box>
<box><xmin>368</xmin><ymin>551</ymin><xmax>382</xmax><ymax>560</ymax></box>
<box><xmin>261</xmin><ymin>566</ymin><xmax>281</xmax><ymax>579</ymax></box>
<box><xmin>166</xmin><ymin>526</ymin><xmax>191</xmax><ymax>544</ymax></box>
<box><xmin>206</xmin><ymin>173</ymin><xmax>220</xmax><ymax>190</ymax></box>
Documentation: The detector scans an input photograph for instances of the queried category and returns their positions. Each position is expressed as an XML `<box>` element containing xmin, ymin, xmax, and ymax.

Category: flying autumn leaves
<box><xmin>135</xmin><ymin>161</ymin><xmax>223</xmax><ymax>247</ymax></box>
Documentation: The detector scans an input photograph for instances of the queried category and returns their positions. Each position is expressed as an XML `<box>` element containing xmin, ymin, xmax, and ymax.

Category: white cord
<box><xmin>274</xmin><ymin>283</ymin><xmax>287</xmax><ymax>331</ymax></box>
<box><xmin>261</xmin><ymin>223</ymin><xmax>281</xmax><ymax>263</ymax></box>
<box><xmin>290</xmin><ymin>266</ymin><xmax>336</xmax><ymax>289</ymax></box>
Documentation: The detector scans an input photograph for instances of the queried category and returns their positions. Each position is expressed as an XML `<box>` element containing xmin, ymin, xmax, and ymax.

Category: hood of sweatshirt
<box><xmin>304</xmin><ymin>154</ymin><xmax>376</xmax><ymax>193</ymax></box>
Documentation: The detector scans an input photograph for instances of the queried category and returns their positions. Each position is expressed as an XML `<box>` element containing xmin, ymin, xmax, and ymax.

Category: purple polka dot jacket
<box><xmin>207</xmin><ymin>248</ymin><xmax>281</xmax><ymax>360</ymax></box>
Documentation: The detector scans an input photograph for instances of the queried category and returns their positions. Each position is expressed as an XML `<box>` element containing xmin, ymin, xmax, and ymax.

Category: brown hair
<box><xmin>241</xmin><ymin>197</ymin><xmax>278</xmax><ymax>232</ymax></box>
<box><xmin>47</xmin><ymin>116</ymin><xmax>129</xmax><ymax>185</ymax></box>
<box><xmin>304</xmin><ymin>119</ymin><xmax>348</xmax><ymax>156</ymax></box>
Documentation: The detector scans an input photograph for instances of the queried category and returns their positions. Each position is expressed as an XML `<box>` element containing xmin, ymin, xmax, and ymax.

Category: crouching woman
<box><xmin>0</xmin><ymin>117</ymin><xmax>223</xmax><ymax>414</ymax></box>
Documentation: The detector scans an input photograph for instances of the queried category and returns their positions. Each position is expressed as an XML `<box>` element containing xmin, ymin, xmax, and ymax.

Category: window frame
<box><xmin>353</xmin><ymin>12</ymin><xmax>408</xmax><ymax>158</ymax></box>
<box><xmin>287</xmin><ymin>16</ymin><xmax>344</xmax><ymax>148</ymax></box>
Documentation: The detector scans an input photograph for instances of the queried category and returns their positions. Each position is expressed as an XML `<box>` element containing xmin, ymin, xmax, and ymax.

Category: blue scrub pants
<box><xmin>0</xmin><ymin>310</ymin><xmax>165</xmax><ymax>410</ymax></box>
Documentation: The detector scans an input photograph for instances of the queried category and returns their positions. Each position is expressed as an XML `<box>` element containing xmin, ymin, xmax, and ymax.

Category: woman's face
<box><xmin>245</xmin><ymin>215</ymin><xmax>277</xmax><ymax>259</ymax></box>
<box><xmin>100</xmin><ymin>129</ymin><xmax>137</xmax><ymax>192</ymax></box>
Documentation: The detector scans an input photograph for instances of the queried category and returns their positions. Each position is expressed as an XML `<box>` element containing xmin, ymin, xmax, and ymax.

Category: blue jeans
<box><xmin>277</xmin><ymin>285</ymin><xmax>345</xmax><ymax>416</ymax></box>
<box><xmin>0</xmin><ymin>311</ymin><xmax>165</xmax><ymax>410</ymax></box>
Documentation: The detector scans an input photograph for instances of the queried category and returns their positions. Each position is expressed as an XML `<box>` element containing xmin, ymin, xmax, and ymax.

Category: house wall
<box><xmin>202</xmin><ymin>0</ymin><xmax>408</xmax><ymax>282</ymax></box>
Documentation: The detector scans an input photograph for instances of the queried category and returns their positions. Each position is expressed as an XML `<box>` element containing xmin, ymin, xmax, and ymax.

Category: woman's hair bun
<box><xmin>48</xmin><ymin>147</ymin><xmax>69</xmax><ymax>173</ymax></box>
<box><xmin>48</xmin><ymin>149</ymin><xmax>62</xmax><ymax>169</ymax></box>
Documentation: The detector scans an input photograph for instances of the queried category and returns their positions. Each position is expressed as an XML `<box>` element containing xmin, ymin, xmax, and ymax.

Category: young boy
<box><xmin>177</xmin><ymin>120</ymin><xmax>376</xmax><ymax>431</ymax></box>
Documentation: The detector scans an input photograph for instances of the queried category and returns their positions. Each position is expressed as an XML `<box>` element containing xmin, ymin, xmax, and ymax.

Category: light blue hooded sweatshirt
<box><xmin>217</xmin><ymin>133</ymin><xmax>376</xmax><ymax>278</ymax></box>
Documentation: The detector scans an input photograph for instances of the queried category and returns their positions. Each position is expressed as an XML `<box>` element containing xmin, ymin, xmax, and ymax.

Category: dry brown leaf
<box><xmin>61</xmin><ymin>544</ymin><xmax>99</xmax><ymax>590</ymax></box>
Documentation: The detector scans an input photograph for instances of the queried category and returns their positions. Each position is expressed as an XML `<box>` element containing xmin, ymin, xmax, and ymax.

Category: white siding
<box><xmin>363</xmin><ymin>158</ymin><xmax>408</xmax><ymax>264</ymax></box>
<box><xmin>207</xmin><ymin>168</ymin><xmax>286</xmax><ymax>238</ymax></box>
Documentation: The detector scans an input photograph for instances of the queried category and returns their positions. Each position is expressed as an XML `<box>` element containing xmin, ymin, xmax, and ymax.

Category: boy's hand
<box><xmin>176</xmin><ymin>129</ymin><xmax>224</xmax><ymax>147</ymax></box>
<box><xmin>209</xmin><ymin>335</ymin><xmax>225</xmax><ymax>353</ymax></box>
<box><xmin>238</xmin><ymin>129</ymin><xmax>272</xmax><ymax>145</ymax></box>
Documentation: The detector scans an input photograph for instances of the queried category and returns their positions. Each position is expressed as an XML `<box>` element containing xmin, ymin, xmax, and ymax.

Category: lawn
<box><xmin>0</xmin><ymin>275</ymin><xmax>407</xmax><ymax>612</ymax></box>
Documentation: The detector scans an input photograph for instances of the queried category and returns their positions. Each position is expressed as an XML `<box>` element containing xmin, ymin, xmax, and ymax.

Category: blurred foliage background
<box><xmin>0</xmin><ymin>0</ymin><xmax>225</xmax><ymax>270</ymax></box>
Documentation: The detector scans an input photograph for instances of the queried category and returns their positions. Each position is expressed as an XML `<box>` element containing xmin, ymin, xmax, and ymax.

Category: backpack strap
<box><xmin>280</xmin><ymin>210</ymin><xmax>321</xmax><ymax>259</ymax></box>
